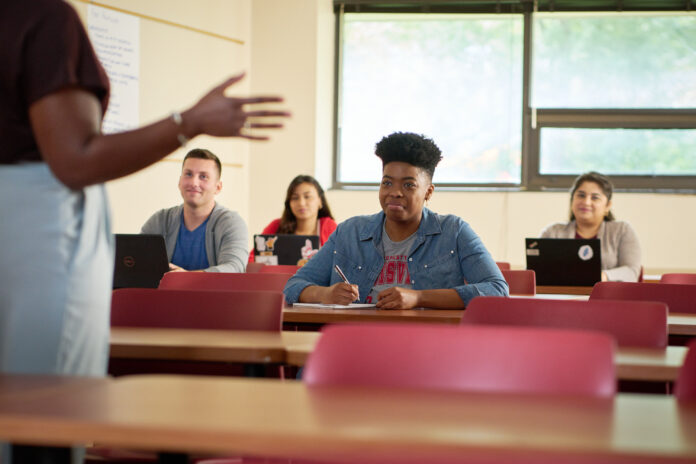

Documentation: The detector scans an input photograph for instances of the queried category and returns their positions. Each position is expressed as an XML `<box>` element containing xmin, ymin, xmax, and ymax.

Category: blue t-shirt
<box><xmin>171</xmin><ymin>215</ymin><xmax>210</xmax><ymax>270</ymax></box>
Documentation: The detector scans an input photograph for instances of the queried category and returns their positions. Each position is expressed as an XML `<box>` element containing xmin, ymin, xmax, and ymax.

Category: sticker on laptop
<box><xmin>578</xmin><ymin>245</ymin><xmax>594</xmax><ymax>261</ymax></box>
<box><xmin>255</xmin><ymin>235</ymin><xmax>279</xmax><ymax>265</ymax></box>
<box><xmin>297</xmin><ymin>239</ymin><xmax>319</xmax><ymax>266</ymax></box>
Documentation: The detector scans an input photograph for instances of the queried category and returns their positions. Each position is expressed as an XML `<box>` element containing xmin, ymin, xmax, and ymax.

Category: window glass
<box><xmin>539</xmin><ymin>128</ymin><xmax>696</xmax><ymax>175</ymax></box>
<box><xmin>338</xmin><ymin>13</ymin><xmax>523</xmax><ymax>184</ymax></box>
<box><xmin>532</xmin><ymin>13</ymin><xmax>696</xmax><ymax>109</ymax></box>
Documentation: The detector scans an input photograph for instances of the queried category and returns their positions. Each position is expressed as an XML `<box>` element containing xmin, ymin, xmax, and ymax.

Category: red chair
<box><xmin>159</xmin><ymin>272</ymin><xmax>293</xmax><ymax>293</ymax></box>
<box><xmin>590</xmin><ymin>281</ymin><xmax>696</xmax><ymax>314</ymax></box>
<box><xmin>495</xmin><ymin>261</ymin><xmax>511</xmax><ymax>270</ymax></box>
<box><xmin>259</xmin><ymin>264</ymin><xmax>300</xmax><ymax>274</ymax></box>
<box><xmin>675</xmin><ymin>339</ymin><xmax>696</xmax><ymax>401</ymax></box>
<box><xmin>245</xmin><ymin>262</ymin><xmax>266</xmax><ymax>273</ymax></box>
<box><xmin>304</xmin><ymin>324</ymin><xmax>615</xmax><ymax>397</ymax></box>
<box><xmin>111</xmin><ymin>288</ymin><xmax>283</xmax><ymax>331</ymax></box>
<box><xmin>501</xmin><ymin>269</ymin><xmax>536</xmax><ymax>295</ymax></box>
<box><xmin>462</xmin><ymin>296</ymin><xmax>667</xmax><ymax>348</ymax></box>
<box><xmin>660</xmin><ymin>273</ymin><xmax>696</xmax><ymax>285</ymax></box>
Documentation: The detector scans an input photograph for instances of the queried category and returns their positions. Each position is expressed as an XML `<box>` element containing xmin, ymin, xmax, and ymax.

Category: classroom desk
<box><xmin>615</xmin><ymin>346</ymin><xmax>686</xmax><ymax>382</ymax></box>
<box><xmin>283</xmin><ymin>306</ymin><xmax>464</xmax><ymax>325</ymax></box>
<box><xmin>109</xmin><ymin>327</ymin><xmax>686</xmax><ymax>382</ymax></box>
<box><xmin>110</xmin><ymin>327</ymin><xmax>319</xmax><ymax>365</ymax></box>
<box><xmin>284</xmin><ymin>306</ymin><xmax>696</xmax><ymax>338</ymax></box>
<box><xmin>669</xmin><ymin>313</ymin><xmax>696</xmax><ymax>336</ymax></box>
<box><xmin>536</xmin><ymin>285</ymin><xmax>593</xmax><ymax>295</ymax></box>
<box><xmin>0</xmin><ymin>374</ymin><xmax>694</xmax><ymax>462</ymax></box>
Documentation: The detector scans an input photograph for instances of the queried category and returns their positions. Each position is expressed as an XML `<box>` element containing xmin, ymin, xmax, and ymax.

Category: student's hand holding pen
<box><xmin>318</xmin><ymin>264</ymin><xmax>357</xmax><ymax>304</ymax></box>
<box><xmin>297</xmin><ymin>265</ymin><xmax>359</xmax><ymax>305</ymax></box>
<box><xmin>321</xmin><ymin>282</ymin><xmax>359</xmax><ymax>305</ymax></box>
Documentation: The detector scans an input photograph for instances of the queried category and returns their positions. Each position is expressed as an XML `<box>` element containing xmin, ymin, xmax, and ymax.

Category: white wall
<box><xmin>73</xmin><ymin>1</ymin><xmax>696</xmax><ymax>273</ymax></box>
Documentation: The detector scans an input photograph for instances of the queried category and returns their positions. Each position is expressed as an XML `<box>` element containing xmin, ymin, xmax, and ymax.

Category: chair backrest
<box><xmin>111</xmin><ymin>288</ymin><xmax>283</xmax><ymax>331</ymax></box>
<box><xmin>245</xmin><ymin>262</ymin><xmax>266</xmax><ymax>273</ymax></box>
<box><xmin>495</xmin><ymin>261</ymin><xmax>511</xmax><ymax>270</ymax></box>
<box><xmin>304</xmin><ymin>324</ymin><xmax>615</xmax><ymax>397</ymax></box>
<box><xmin>259</xmin><ymin>264</ymin><xmax>301</xmax><ymax>274</ymax></box>
<box><xmin>462</xmin><ymin>296</ymin><xmax>667</xmax><ymax>348</ymax></box>
<box><xmin>675</xmin><ymin>339</ymin><xmax>696</xmax><ymax>401</ymax></box>
<box><xmin>590</xmin><ymin>282</ymin><xmax>696</xmax><ymax>314</ymax></box>
<box><xmin>158</xmin><ymin>272</ymin><xmax>292</xmax><ymax>293</ymax></box>
<box><xmin>501</xmin><ymin>269</ymin><xmax>536</xmax><ymax>295</ymax></box>
<box><xmin>660</xmin><ymin>273</ymin><xmax>696</xmax><ymax>285</ymax></box>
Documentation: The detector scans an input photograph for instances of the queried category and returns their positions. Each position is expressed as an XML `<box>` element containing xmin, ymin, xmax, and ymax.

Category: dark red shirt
<box><xmin>0</xmin><ymin>0</ymin><xmax>109</xmax><ymax>164</ymax></box>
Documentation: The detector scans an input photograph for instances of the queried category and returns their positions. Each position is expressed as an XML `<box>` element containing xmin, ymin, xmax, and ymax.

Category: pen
<box><xmin>334</xmin><ymin>264</ymin><xmax>350</xmax><ymax>284</ymax></box>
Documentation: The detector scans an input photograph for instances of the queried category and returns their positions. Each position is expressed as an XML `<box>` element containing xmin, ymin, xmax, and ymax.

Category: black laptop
<box><xmin>113</xmin><ymin>234</ymin><xmax>169</xmax><ymax>288</ymax></box>
<box><xmin>525</xmin><ymin>238</ymin><xmax>602</xmax><ymax>286</ymax></box>
<box><xmin>253</xmin><ymin>234</ymin><xmax>320</xmax><ymax>266</ymax></box>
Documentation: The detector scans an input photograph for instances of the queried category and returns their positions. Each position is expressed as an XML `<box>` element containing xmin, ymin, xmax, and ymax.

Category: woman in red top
<box><xmin>250</xmin><ymin>175</ymin><xmax>336</xmax><ymax>263</ymax></box>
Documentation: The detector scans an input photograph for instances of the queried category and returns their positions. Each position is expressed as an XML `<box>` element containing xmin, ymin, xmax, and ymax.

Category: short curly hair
<box><xmin>375</xmin><ymin>132</ymin><xmax>442</xmax><ymax>180</ymax></box>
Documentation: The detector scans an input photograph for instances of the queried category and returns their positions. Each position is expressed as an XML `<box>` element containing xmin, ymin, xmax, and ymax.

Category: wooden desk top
<box><xmin>109</xmin><ymin>328</ymin><xmax>686</xmax><ymax>382</ymax></box>
<box><xmin>283</xmin><ymin>306</ymin><xmax>464</xmax><ymax>325</ymax></box>
<box><xmin>669</xmin><ymin>313</ymin><xmax>696</xmax><ymax>336</ymax></box>
<box><xmin>110</xmin><ymin>328</ymin><xmax>320</xmax><ymax>364</ymax></box>
<box><xmin>536</xmin><ymin>285</ymin><xmax>594</xmax><ymax>295</ymax></box>
<box><xmin>285</xmin><ymin>306</ymin><xmax>695</xmax><ymax>338</ymax></box>
<box><xmin>615</xmin><ymin>346</ymin><xmax>686</xmax><ymax>382</ymax></box>
<box><xmin>0</xmin><ymin>375</ymin><xmax>693</xmax><ymax>461</ymax></box>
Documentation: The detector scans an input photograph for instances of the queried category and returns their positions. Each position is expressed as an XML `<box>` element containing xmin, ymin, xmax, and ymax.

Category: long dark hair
<box><xmin>278</xmin><ymin>175</ymin><xmax>334</xmax><ymax>234</ymax></box>
<box><xmin>569</xmin><ymin>171</ymin><xmax>615</xmax><ymax>222</ymax></box>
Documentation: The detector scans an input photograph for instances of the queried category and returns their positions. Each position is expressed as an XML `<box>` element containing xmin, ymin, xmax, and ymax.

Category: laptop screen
<box><xmin>525</xmin><ymin>238</ymin><xmax>601</xmax><ymax>287</ymax></box>
<box><xmin>254</xmin><ymin>234</ymin><xmax>320</xmax><ymax>266</ymax></box>
<box><xmin>113</xmin><ymin>234</ymin><xmax>169</xmax><ymax>288</ymax></box>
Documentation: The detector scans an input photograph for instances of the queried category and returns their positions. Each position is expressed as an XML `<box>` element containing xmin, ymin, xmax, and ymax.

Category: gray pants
<box><xmin>0</xmin><ymin>163</ymin><xmax>113</xmax><ymax>376</ymax></box>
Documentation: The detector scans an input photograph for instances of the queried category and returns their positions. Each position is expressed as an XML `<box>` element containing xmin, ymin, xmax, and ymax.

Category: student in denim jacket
<box><xmin>284</xmin><ymin>132</ymin><xmax>508</xmax><ymax>309</ymax></box>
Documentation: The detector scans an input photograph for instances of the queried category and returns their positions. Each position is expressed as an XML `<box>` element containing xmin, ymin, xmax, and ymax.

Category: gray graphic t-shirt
<box><xmin>366</xmin><ymin>225</ymin><xmax>416</xmax><ymax>304</ymax></box>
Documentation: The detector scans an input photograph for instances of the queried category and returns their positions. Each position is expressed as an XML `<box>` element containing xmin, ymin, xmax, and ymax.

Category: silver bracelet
<box><xmin>171</xmin><ymin>111</ymin><xmax>189</xmax><ymax>147</ymax></box>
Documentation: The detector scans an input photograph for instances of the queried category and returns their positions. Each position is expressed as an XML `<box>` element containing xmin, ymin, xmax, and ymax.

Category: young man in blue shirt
<box><xmin>284</xmin><ymin>132</ymin><xmax>508</xmax><ymax>309</ymax></box>
<box><xmin>141</xmin><ymin>148</ymin><xmax>248</xmax><ymax>272</ymax></box>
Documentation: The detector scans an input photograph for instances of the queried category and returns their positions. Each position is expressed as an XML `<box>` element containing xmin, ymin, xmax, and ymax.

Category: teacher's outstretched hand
<box><xmin>182</xmin><ymin>73</ymin><xmax>290</xmax><ymax>141</ymax></box>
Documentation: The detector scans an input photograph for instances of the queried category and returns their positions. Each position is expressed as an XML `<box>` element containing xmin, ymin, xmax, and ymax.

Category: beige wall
<box><xmin>74</xmin><ymin>1</ymin><xmax>695</xmax><ymax>273</ymax></box>
<box><xmin>69</xmin><ymin>0</ymin><xmax>253</xmax><ymax>233</ymax></box>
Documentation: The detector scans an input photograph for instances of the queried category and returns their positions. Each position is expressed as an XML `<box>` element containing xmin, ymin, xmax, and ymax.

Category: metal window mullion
<box><xmin>535</xmin><ymin>109</ymin><xmax>696</xmax><ymax>129</ymax></box>
<box><xmin>521</xmin><ymin>6</ymin><xmax>534</xmax><ymax>190</ymax></box>
<box><xmin>332</xmin><ymin>4</ymin><xmax>345</xmax><ymax>188</ymax></box>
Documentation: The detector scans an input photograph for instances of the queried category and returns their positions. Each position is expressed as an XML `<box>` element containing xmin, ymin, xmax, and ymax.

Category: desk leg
<box><xmin>243</xmin><ymin>363</ymin><xmax>266</xmax><ymax>378</ymax></box>
<box><xmin>157</xmin><ymin>452</ymin><xmax>189</xmax><ymax>463</ymax></box>
<box><xmin>10</xmin><ymin>444</ymin><xmax>72</xmax><ymax>463</ymax></box>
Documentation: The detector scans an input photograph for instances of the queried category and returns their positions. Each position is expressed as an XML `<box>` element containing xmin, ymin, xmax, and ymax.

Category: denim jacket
<box><xmin>283</xmin><ymin>208</ymin><xmax>508</xmax><ymax>306</ymax></box>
